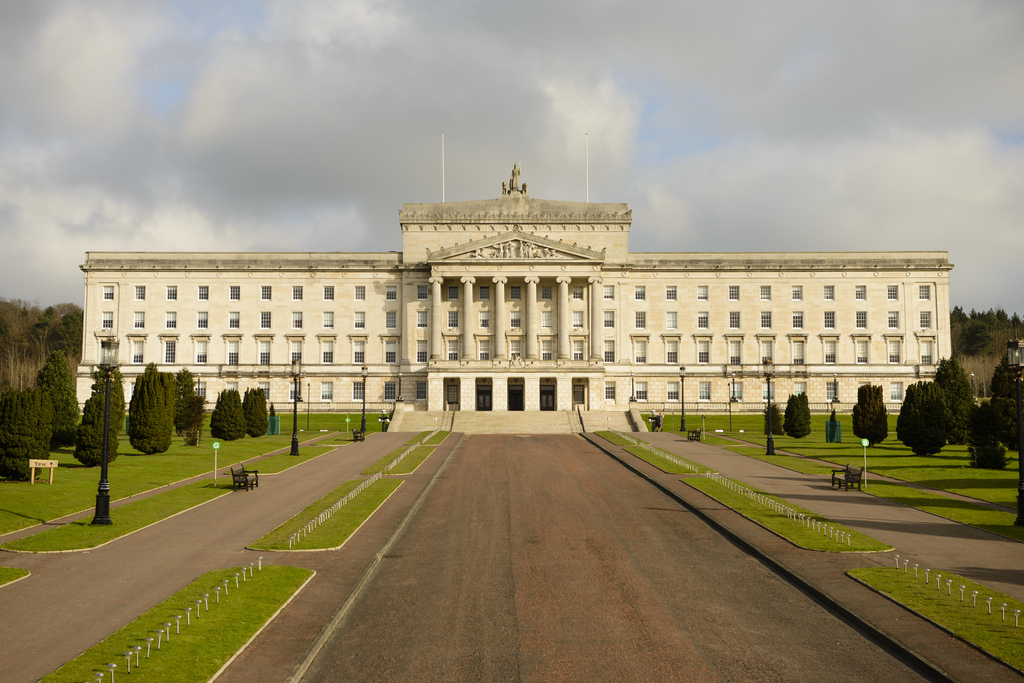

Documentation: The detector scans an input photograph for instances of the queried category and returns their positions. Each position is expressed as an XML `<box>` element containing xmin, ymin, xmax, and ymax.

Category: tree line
<box><xmin>950</xmin><ymin>306</ymin><xmax>1022</xmax><ymax>398</ymax></box>
<box><xmin>0</xmin><ymin>299</ymin><xmax>82</xmax><ymax>393</ymax></box>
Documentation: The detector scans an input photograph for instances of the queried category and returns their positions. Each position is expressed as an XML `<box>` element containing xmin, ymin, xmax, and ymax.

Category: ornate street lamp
<box><xmin>360</xmin><ymin>365</ymin><xmax>369</xmax><ymax>433</ymax></box>
<box><xmin>91</xmin><ymin>338</ymin><xmax>120</xmax><ymax>526</ymax></box>
<box><xmin>630</xmin><ymin>372</ymin><xmax>635</xmax><ymax>402</ymax></box>
<box><xmin>1007</xmin><ymin>335</ymin><xmax>1024</xmax><ymax>525</ymax></box>
<box><xmin>970</xmin><ymin>373</ymin><xmax>976</xmax><ymax>402</ymax></box>
<box><xmin>290</xmin><ymin>358</ymin><xmax>301</xmax><ymax>456</ymax></box>
<box><xmin>397</xmin><ymin>371</ymin><xmax>403</xmax><ymax>402</ymax></box>
<box><xmin>729</xmin><ymin>371</ymin><xmax>737</xmax><ymax>433</ymax></box>
<box><xmin>832</xmin><ymin>373</ymin><xmax>840</xmax><ymax>404</ymax></box>
<box><xmin>679</xmin><ymin>365</ymin><xmax>686</xmax><ymax>432</ymax></box>
<box><xmin>306</xmin><ymin>381</ymin><xmax>311</xmax><ymax>431</ymax></box>
<box><xmin>764</xmin><ymin>361</ymin><xmax>776</xmax><ymax>456</ymax></box>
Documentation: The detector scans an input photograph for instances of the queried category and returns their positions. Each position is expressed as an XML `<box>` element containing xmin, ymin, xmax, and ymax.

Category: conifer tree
<box><xmin>934</xmin><ymin>357</ymin><xmax>974</xmax><ymax>445</ymax></box>
<box><xmin>91</xmin><ymin>368</ymin><xmax>126</xmax><ymax>435</ymax></box>
<box><xmin>783</xmin><ymin>393</ymin><xmax>811</xmax><ymax>438</ymax></box>
<box><xmin>74</xmin><ymin>392</ymin><xmax>120</xmax><ymax>466</ymax></box>
<box><xmin>763</xmin><ymin>402</ymin><xmax>783</xmax><ymax>435</ymax></box>
<box><xmin>128</xmin><ymin>364</ymin><xmax>175</xmax><ymax>454</ymax></box>
<box><xmin>989</xmin><ymin>356</ymin><xmax>1018</xmax><ymax>451</ymax></box>
<box><xmin>852</xmin><ymin>385</ymin><xmax>888</xmax><ymax>446</ymax></box>
<box><xmin>968</xmin><ymin>400</ymin><xmax>1009</xmax><ymax>469</ymax></box>
<box><xmin>36</xmin><ymin>350</ymin><xmax>79</xmax><ymax>448</ymax></box>
<box><xmin>243</xmin><ymin>388</ymin><xmax>269</xmax><ymax>438</ymax></box>
<box><xmin>897</xmin><ymin>382</ymin><xmax>947</xmax><ymax>455</ymax></box>
<box><xmin>210</xmin><ymin>390</ymin><xmax>246</xmax><ymax>441</ymax></box>
<box><xmin>0</xmin><ymin>388</ymin><xmax>52</xmax><ymax>480</ymax></box>
<box><xmin>174</xmin><ymin>369</ymin><xmax>196</xmax><ymax>436</ymax></box>
<box><xmin>178</xmin><ymin>393</ymin><xmax>207</xmax><ymax>446</ymax></box>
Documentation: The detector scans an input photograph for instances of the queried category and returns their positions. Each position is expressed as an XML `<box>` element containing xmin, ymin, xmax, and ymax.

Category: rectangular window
<box><xmin>891</xmin><ymin>382</ymin><xmax>904</xmax><ymax>401</ymax></box>
<box><xmin>921</xmin><ymin>340</ymin><xmax>934</xmax><ymax>365</ymax></box>
<box><xmin>791</xmin><ymin>285</ymin><xmax>803</xmax><ymax>301</ymax></box>
<box><xmin>135</xmin><ymin>286</ymin><xmax>146</xmax><ymax>301</ymax></box>
<box><xmin>384</xmin><ymin>381</ymin><xmax>396</xmax><ymax>401</ymax></box>
<box><xmin>447</xmin><ymin>340</ymin><xmax>459</xmax><ymax>361</ymax></box>
<box><xmin>166</xmin><ymin>312</ymin><xmax>177</xmax><ymax>329</ymax></box>
<box><xmin>604</xmin><ymin>285</ymin><xmax>614</xmax><ymax>300</ymax></box>
<box><xmin>634</xmin><ymin>285</ymin><xmax>646</xmax><ymax>301</ymax></box>
<box><xmin>888</xmin><ymin>285</ymin><xmax>899</xmax><ymax>301</ymax></box>
<box><xmin>920</xmin><ymin>311</ymin><xmax>931</xmax><ymax>329</ymax></box>
<box><xmin>666</xmin><ymin>311</ymin><xmax>678</xmax><ymax>329</ymax></box>
<box><xmin>321</xmin><ymin>382</ymin><xmax>333</xmax><ymax>401</ymax></box>
<box><xmin>227</xmin><ymin>341</ymin><xmax>239</xmax><ymax>366</ymax></box>
<box><xmin>826</xmin><ymin>382</ymin><xmax>838</xmax><ymax>402</ymax></box>
<box><xmin>448</xmin><ymin>285</ymin><xmax>459</xmax><ymax>301</ymax></box>
<box><xmin>258</xmin><ymin>382</ymin><xmax>270</xmax><ymax>396</ymax></box>
<box><xmin>224</xmin><ymin>311</ymin><xmax>238</xmax><ymax>329</ymax></box>
<box><xmin>604</xmin><ymin>310</ymin><xmax>615</xmax><ymax>328</ymax></box>
<box><xmin>509</xmin><ymin>339</ymin><xmax>522</xmax><ymax>359</ymax></box>
<box><xmin>761</xmin><ymin>340</ymin><xmax>774</xmax><ymax>363</ymax></box>
<box><xmin>573</xmin><ymin>310</ymin><xmax>585</xmax><ymax>328</ymax></box>
<box><xmin>541</xmin><ymin>286</ymin><xmax>552</xmax><ymax>300</ymax></box>
<box><xmin>824</xmin><ymin>311</ymin><xmax>835</xmax><ymax>329</ymax></box>
<box><xmin>572</xmin><ymin>285</ymin><xmax>584</xmax><ymax>300</ymax></box>
<box><xmin>417</xmin><ymin>285</ymin><xmax>428</xmax><ymax>300</ymax></box>
<box><xmin>229</xmin><ymin>286</ymin><xmax>239</xmax><ymax>301</ymax></box>
<box><xmin>322</xmin><ymin>341</ymin><xmax>334</xmax><ymax>364</ymax></box>
<box><xmin>259</xmin><ymin>341</ymin><xmax>270</xmax><ymax>366</ymax></box>
<box><xmin>605</xmin><ymin>384</ymin><xmax>616</xmax><ymax>401</ymax></box>
<box><xmin>666</xmin><ymin>340</ymin><xmax>678</xmax><ymax>364</ymax></box>
<box><xmin>385</xmin><ymin>311</ymin><xmax>397</xmax><ymax>329</ymax></box>
<box><xmin>103</xmin><ymin>285</ymin><xmax>114</xmax><ymax>300</ymax></box>
<box><xmin>355</xmin><ymin>286</ymin><xmax>366</xmax><ymax>301</ymax></box>
<box><xmin>698</xmin><ymin>382</ymin><xmax>711</xmax><ymax>401</ymax></box>
<box><xmin>510</xmin><ymin>311</ymin><xmax>521</xmax><ymax>329</ymax></box>
<box><xmin>292</xmin><ymin>286</ymin><xmax>303</xmax><ymax>301</ymax></box>
<box><xmin>825</xmin><ymin>340</ymin><xmax>837</xmax><ymax>364</ymax></box>
<box><xmin>448</xmin><ymin>311</ymin><xmax>459</xmax><ymax>328</ymax></box>
<box><xmin>323</xmin><ymin>311</ymin><xmax>334</xmax><ymax>328</ymax></box>
<box><xmin>260</xmin><ymin>312</ymin><xmax>271</xmax><ymax>329</ymax></box>
<box><xmin>793</xmin><ymin>382</ymin><xmax>806</xmax><ymax>396</ymax></box>
<box><xmin>856</xmin><ymin>311</ymin><xmax>867</xmax><ymax>328</ymax></box>
<box><xmin>697</xmin><ymin>311</ymin><xmax>709</xmax><ymax>329</ymax></box>
<box><xmin>541</xmin><ymin>339</ymin><xmax>553</xmax><ymax>361</ymax></box>
<box><xmin>919</xmin><ymin>285</ymin><xmax>930</xmax><ymax>300</ymax></box>
<box><xmin>792</xmin><ymin>311</ymin><xmax>804</xmax><ymax>329</ymax></box>
<box><xmin>102</xmin><ymin>311</ymin><xmax>113</xmax><ymax>329</ymax></box>
<box><xmin>292</xmin><ymin>311</ymin><xmax>303</xmax><ymax>329</ymax></box>
<box><xmin>198</xmin><ymin>285</ymin><xmax>210</xmax><ymax>301</ymax></box>
<box><xmin>197</xmin><ymin>311</ymin><xmax>208</xmax><ymax>329</ymax></box>
<box><xmin>541</xmin><ymin>311</ymin><xmax>553</xmax><ymax>328</ymax></box>
<box><xmin>385</xmin><ymin>341</ymin><xmax>397</xmax><ymax>363</ymax></box>
<box><xmin>133</xmin><ymin>340</ymin><xmax>145</xmax><ymax>364</ymax></box>
<box><xmin>196</xmin><ymin>382</ymin><xmax>206</xmax><ymax>398</ymax></box>
<box><xmin>888</xmin><ymin>311</ymin><xmax>900</xmax><ymax>329</ymax></box>
<box><xmin>603</xmin><ymin>340</ymin><xmax>615</xmax><ymax>363</ymax></box>
<box><xmin>166</xmin><ymin>285</ymin><xmax>177</xmax><ymax>301</ymax></box>
<box><xmin>480</xmin><ymin>285</ymin><xmax>490</xmax><ymax>300</ymax></box>
<box><xmin>728</xmin><ymin>285</ymin><xmax>740</xmax><ymax>301</ymax></box>
<box><xmin>856</xmin><ymin>340</ymin><xmax>868</xmax><ymax>364</ymax></box>
<box><xmin>760</xmin><ymin>285</ymin><xmax>771</xmax><ymax>301</ymax></box>
<box><xmin>793</xmin><ymin>340</ymin><xmax>805</xmax><ymax>365</ymax></box>
<box><xmin>386</xmin><ymin>285</ymin><xmax>397</xmax><ymax>301</ymax></box>
<box><xmin>416</xmin><ymin>381</ymin><xmax>427</xmax><ymax>400</ymax></box>
<box><xmin>761</xmin><ymin>311</ymin><xmax>772</xmax><ymax>329</ymax></box>
<box><xmin>479</xmin><ymin>339</ymin><xmax>490</xmax><ymax>361</ymax></box>
<box><xmin>855</xmin><ymin>285</ymin><xmax>866</xmax><ymax>301</ymax></box>
<box><xmin>729</xmin><ymin>312</ymin><xmax>740</xmax><ymax>329</ymax></box>
<box><xmin>480</xmin><ymin>311</ymin><xmax>490</xmax><ymax>328</ymax></box>
<box><xmin>697</xmin><ymin>340</ymin><xmax>710</xmax><ymax>364</ymax></box>
<box><xmin>824</xmin><ymin>285</ymin><xmax>835</xmax><ymax>301</ymax></box>
<box><xmin>634</xmin><ymin>340</ymin><xmax>647</xmax><ymax>364</ymax></box>
<box><xmin>667</xmin><ymin>382</ymin><xmax>679</xmax><ymax>401</ymax></box>
<box><xmin>290</xmin><ymin>341</ymin><xmax>302</xmax><ymax>363</ymax></box>
<box><xmin>666</xmin><ymin>285</ymin><xmax>677</xmax><ymax>301</ymax></box>
<box><xmin>354</xmin><ymin>312</ymin><xmax>365</xmax><ymax>329</ymax></box>
<box><xmin>417</xmin><ymin>310</ymin><xmax>428</xmax><ymax>328</ymax></box>
<box><xmin>729</xmin><ymin>340</ymin><xmax>741</xmax><ymax>365</ymax></box>
<box><xmin>572</xmin><ymin>340</ymin><xmax>584</xmax><ymax>361</ymax></box>
<box><xmin>354</xmin><ymin>340</ymin><xmax>365</xmax><ymax>364</ymax></box>
<box><xmin>762</xmin><ymin>383</ymin><xmax>775</xmax><ymax>401</ymax></box>
<box><xmin>324</xmin><ymin>286</ymin><xmax>334</xmax><ymax>301</ymax></box>
<box><xmin>730</xmin><ymin>381</ymin><xmax>743</xmax><ymax>401</ymax></box>
<box><xmin>353</xmin><ymin>382</ymin><xmax>365</xmax><ymax>401</ymax></box>
<box><xmin>634</xmin><ymin>311</ymin><xmax>646</xmax><ymax>329</ymax></box>
<box><xmin>261</xmin><ymin>286</ymin><xmax>272</xmax><ymax>301</ymax></box>
<box><xmin>416</xmin><ymin>340</ymin><xmax>427</xmax><ymax>363</ymax></box>
<box><xmin>164</xmin><ymin>341</ymin><xmax>176</xmax><ymax>364</ymax></box>
<box><xmin>510</xmin><ymin>285</ymin><xmax>521</xmax><ymax>300</ymax></box>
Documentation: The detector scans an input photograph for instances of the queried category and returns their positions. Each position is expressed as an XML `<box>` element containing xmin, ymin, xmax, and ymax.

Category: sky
<box><xmin>1</xmin><ymin>0</ymin><xmax>1023</xmax><ymax>315</ymax></box>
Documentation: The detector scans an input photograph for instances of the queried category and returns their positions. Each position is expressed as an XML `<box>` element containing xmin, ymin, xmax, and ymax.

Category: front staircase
<box><xmin>394</xmin><ymin>409</ymin><xmax>633</xmax><ymax>434</ymax></box>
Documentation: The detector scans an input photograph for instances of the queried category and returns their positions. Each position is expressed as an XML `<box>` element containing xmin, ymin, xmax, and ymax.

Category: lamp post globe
<box><xmin>764</xmin><ymin>361</ymin><xmax>776</xmax><ymax>456</ymax></box>
<box><xmin>1007</xmin><ymin>337</ymin><xmax>1024</xmax><ymax>526</ymax></box>
<box><xmin>91</xmin><ymin>338</ymin><xmax>120</xmax><ymax>525</ymax></box>
<box><xmin>290</xmin><ymin>359</ymin><xmax>301</xmax><ymax>456</ymax></box>
<box><xmin>360</xmin><ymin>365</ymin><xmax>369</xmax><ymax>433</ymax></box>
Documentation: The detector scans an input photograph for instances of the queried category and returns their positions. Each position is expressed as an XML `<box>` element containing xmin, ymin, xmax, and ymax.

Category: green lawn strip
<box><xmin>361</xmin><ymin>446</ymin><xmax>413</xmax><ymax>475</ymax></box>
<box><xmin>405</xmin><ymin>431</ymin><xmax>432</xmax><ymax>445</ymax></box>
<box><xmin>0</xmin><ymin>566</ymin><xmax>30</xmax><ymax>587</ymax></box>
<box><xmin>250</xmin><ymin>479</ymin><xmax>403</xmax><ymax>551</ymax></box>
<box><xmin>685</xmin><ymin>477</ymin><xmax>892</xmax><ymax>552</ymax></box>
<box><xmin>3</xmin><ymin>481</ymin><xmax>232</xmax><ymax>552</ymax></box>
<box><xmin>279</xmin><ymin>412</ymin><xmax>388</xmax><ymax>436</ymax></box>
<box><xmin>595</xmin><ymin>431</ymin><xmax>634</xmax><ymax>447</ymax></box>
<box><xmin>850</xmin><ymin>566</ymin><xmax>1024</xmax><ymax>670</ymax></box>
<box><xmin>624</xmin><ymin>446</ymin><xmax>700</xmax><ymax>475</ymax></box>
<box><xmin>421</xmin><ymin>431</ymin><xmax>450</xmax><ymax>445</ymax></box>
<box><xmin>42</xmin><ymin>565</ymin><xmax>313</xmax><ymax>683</ymax></box>
<box><xmin>387</xmin><ymin>447</ymin><xmax>435</xmax><ymax>475</ymax></box>
<box><xmin>701</xmin><ymin>434</ymin><xmax>735</xmax><ymax>446</ymax></box>
<box><xmin>242</xmin><ymin>447</ymin><xmax>333</xmax><ymax>475</ymax></box>
<box><xmin>724</xmin><ymin>446</ymin><xmax>836</xmax><ymax>476</ymax></box>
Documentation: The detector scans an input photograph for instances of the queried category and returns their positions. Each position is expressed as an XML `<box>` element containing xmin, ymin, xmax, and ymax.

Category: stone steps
<box><xmin>397</xmin><ymin>409</ymin><xmax>634</xmax><ymax>434</ymax></box>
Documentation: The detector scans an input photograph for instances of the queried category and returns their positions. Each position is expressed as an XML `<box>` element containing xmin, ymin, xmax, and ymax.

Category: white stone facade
<box><xmin>77</xmin><ymin>188</ymin><xmax>952</xmax><ymax>414</ymax></box>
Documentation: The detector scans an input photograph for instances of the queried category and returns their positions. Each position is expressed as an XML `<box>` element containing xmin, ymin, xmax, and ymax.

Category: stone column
<box><xmin>524</xmin><ymin>276</ymin><xmax>539</xmax><ymax>360</ymax></box>
<box><xmin>462</xmin><ymin>276</ymin><xmax>475</xmax><ymax>361</ymax></box>
<box><xmin>589</xmin><ymin>276</ymin><xmax>603</xmax><ymax>360</ymax></box>
<box><xmin>493</xmin><ymin>276</ymin><xmax>507</xmax><ymax>360</ymax></box>
<box><xmin>556</xmin><ymin>276</ymin><xmax>571</xmax><ymax>360</ymax></box>
<box><xmin>429</xmin><ymin>276</ymin><xmax>443</xmax><ymax>360</ymax></box>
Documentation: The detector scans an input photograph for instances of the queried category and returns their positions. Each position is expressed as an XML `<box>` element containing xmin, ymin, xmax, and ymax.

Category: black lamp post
<box><xmin>630</xmin><ymin>372</ymin><xmax>635</xmax><ymax>402</ymax></box>
<box><xmin>397</xmin><ymin>371</ymin><xmax>403</xmax><ymax>402</ymax></box>
<box><xmin>764</xmin><ymin>361</ymin><xmax>776</xmax><ymax>456</ymax></box>
<box><xmin>360</xmin><ymin>365</ymin><xmax>368</xmax><ymax>433</ymax></box>
<box><xmin>290</xmin><ymin>358</ymin><xmax>301</xmax><ymax>455</ymax></box>
<box><xmin>679</xmin><ymin>365</ymin><xmax>686</xmax><ymax>432</ymax></box>
<box><xmin>306</xmin><ymin>381</ymin><xmax>311</xmax><ymax>431</ymax></box>
<box><xmin>1007</xmin><ymin>336</ymin><xmax>1024</xmax><ymax>526</ymax></box>
<box><xmin>91</xmin><ymin>338</ymin><xmax>119</xmax><ymax>525</ymax></box>
<box><xmin>729</xmin><ymin>371</ymin><xmax>736</xmax><ymax>433</ymax></box>
<box><xmin>833</xmin><ymin>373</ymin><xmax>840</xmax><ymax>404</ymax></box>
<box><xmin>970</xmin><ymin>373</ymin><xmax>976</xmax><ymax>402</ymax></box>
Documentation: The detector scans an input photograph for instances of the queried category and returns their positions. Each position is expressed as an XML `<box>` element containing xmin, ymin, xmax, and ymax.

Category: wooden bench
<box><xmin>831</xmin><ymin>465</ymin><xmax>863</xmax><ymax>491</ymax></box>
<box><xmin>687</xmin><ymin>428</ymin><xmax>702</xmax><ymax>442</ymax></box>
<box><xmin>352</xmin><ymin>429</ymin><xmax>366</xmax><ymax>442</ymax></box>
<box><xmin>229</xmin><ymin>465</ymin><xmax>259</xmax><ymax>491</ymax></box>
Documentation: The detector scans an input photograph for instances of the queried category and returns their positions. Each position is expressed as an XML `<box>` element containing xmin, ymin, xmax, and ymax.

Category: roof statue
<box><xmin>502</xmin><ymin>163</ymin><xmax>527</xmax><ymax>196</ymax></box>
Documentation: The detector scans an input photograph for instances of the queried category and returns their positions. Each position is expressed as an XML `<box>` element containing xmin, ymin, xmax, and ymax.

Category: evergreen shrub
<box><xmin>210</xmin><ymin>390</ymin><xmax>246</xmax><ymax>441</ymax></box>
<box><xmin>783</xmin><ymin>393</ymin><xmax>811</xmax><ymax>438</ymax></box>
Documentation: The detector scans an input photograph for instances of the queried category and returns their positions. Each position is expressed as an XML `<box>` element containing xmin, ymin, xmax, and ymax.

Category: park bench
<box><xmin>830</xmin><ymin>465</ymin><xmax>863</xmax><ymax>491</ymax></box>
<box><xmin>229</xmin><ymin>465</ymin><xmax>259</xmax><ymax>491</ymax></box>
<box><xmin>353</xmin><ymin>429</ymin><xmax>366</xmax><ymax>442</ymax></box>
<box><xmin>687</xmin><ymin>428</ymin><xmax>702</xmax><ymax>442</ymax></box>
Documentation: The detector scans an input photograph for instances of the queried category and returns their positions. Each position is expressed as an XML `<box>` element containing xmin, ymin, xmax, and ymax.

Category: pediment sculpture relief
<box><xmin>468</xmin><ymin>238</ymin><xmax>568</xmax><ymax>259</ymax></box>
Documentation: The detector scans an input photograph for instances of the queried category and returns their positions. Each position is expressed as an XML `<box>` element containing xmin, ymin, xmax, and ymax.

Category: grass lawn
<box><xmin>2</xmin><ymin>481</ymin><xmax>233</xmax><ymax>552</ymax></box>
<box><xmin>595</xmin><ymin>432</ymin><xmax>703</xmax><ymax>474</ymax></box>
<box><xmin>250</xmin><ymin>478</ymin><xmax>403</xmax><ymax>551</ymax></box>
<box><xmin>723</xmin><ymin>446</ymin><xmax>836</xmax><ymax>476</ymax></box>
<box><xmin>388</xmin><ymin>447</ymin><xmax>435</xmax><ymax>475</ymax></box>
<box><xmin>278</xmin><ymin>412</ymin><xmax>387</xmax><ymax>436</ymax></box>
<box><xmin>851</xmin><ymin>566</ymin><xmax>1024</xmax><ymax>670</ymax></box>
<box><xmin>595</xmin><ymin>431</ymin><xmax>634</xmax><ymax>447</ymax></box>
<box><xmin>0</xmin><ymin>566</ymin><xmax>30</xmax><ymax>587</ymax></box>
<box><xmin>241</xmin><ymin>446</ymin><xmax>334</xmax><ymax>475</ymax></box>
<box><xmin>42</xmin><ymin>565</ymin><xmax>313</xmax><ymax>683</ymax></box>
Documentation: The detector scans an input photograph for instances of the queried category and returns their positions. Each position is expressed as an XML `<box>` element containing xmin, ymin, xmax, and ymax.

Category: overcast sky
<box><xmin>2</xmin><ymin>0</ymin><xmax>1022</xmax><ymax>315</ymax></box>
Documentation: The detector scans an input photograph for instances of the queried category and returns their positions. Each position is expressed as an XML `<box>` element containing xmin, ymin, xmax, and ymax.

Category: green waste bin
<box><xmin>825</xmin><ymin>421</ymin><xmax>842</xmax><ymax>443</ymax></box>
<box><xmin>266</xmin><ymin>416</ymin><xmax>280</xmax><ymax>436</ymax></box>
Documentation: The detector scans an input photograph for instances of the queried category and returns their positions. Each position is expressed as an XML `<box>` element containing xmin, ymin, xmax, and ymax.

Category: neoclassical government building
<box><xmin>78</xmin><ymin>172</ymin><xmax>952</xmax><ymax>416</ymax></box>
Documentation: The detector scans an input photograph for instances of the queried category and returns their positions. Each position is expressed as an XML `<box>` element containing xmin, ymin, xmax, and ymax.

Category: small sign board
<box><xmin>861</xmin><ymin>438</ymin><xmax>869</xmax><ymax>447</ymax></box>
<box><xmin>213</xmin><ymin>442</ymin><xmax>220</xmax><ymax>450</ymax></box>
<box><xmin>29</xmin><ymin>459</ymin><xmax>58</xmax><ymax>485</ymax></box>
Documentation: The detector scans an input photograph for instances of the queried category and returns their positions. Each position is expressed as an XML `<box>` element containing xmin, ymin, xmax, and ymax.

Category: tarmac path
<box><xmin>299</xmin><ymin>434</ymin><xmax>923</xmax><ymax>682</ymax></box>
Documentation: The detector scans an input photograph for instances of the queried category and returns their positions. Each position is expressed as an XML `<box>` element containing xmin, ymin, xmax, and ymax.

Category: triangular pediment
<box><xmin>426</xmin><ymin>227</ymin><xmax>605</xmax><ymax>263</ymax></box>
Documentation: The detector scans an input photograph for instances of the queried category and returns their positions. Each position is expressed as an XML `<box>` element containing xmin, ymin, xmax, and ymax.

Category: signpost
<box><xmin>213</xmin><ymin>442</ymin><xmax>220</xmax><ymax>484</ymax></box>
<box><xmin>29</xmin><ymin>459</ymin><xmax>58</xmax><ymax>485</ymax></box>
<box><xmin>861</xmin><ymin>438</ymin><xmax>869</xmax><ymax>488</ymax></box>
<box><xmin>345</xmin><ymin>415</ymin><xmax>351</xmax><ymax>436</ymax></box>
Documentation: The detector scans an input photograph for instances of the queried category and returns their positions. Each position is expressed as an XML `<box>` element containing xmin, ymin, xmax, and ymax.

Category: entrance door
<box><xmin>539</xmin><ymin>384</ymin><xmax>556</xmax><ymax>411</ymax></box>
<box><xmin>446</xmin><ymin>382</ymin><xmax>460</xmax><ymax>410</ymax></box>
<box><xmin>476</xmin><ymin>385</ymin><xmax>492</xmax><ymax>411</ymax></box>
<box><xmin>572</xmin><ymin>383</ymin><xmax>585</xmax><ymax>407</ymax></box>
<box><xmin>508</xmin><ymin>383</ymin><xmax>524</xmax><ymax>411</ymax></box>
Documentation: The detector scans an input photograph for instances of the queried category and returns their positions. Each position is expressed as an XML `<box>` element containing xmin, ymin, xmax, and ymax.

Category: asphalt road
<box><xmin>301</xmin><ymin>434</ymin><xmax>925</xmax><ymax>682</ymax></box>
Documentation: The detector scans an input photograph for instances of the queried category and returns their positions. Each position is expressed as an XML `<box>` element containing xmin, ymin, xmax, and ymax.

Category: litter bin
<box><xmin>266</xmin><ymin>416</ymin><xmax>281</xmax><ymax>436</ymax></box>
<box><xmin>825</xmin><ymin>421</ymin><xmax>843</xmax><ymax>443</ymax></box>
